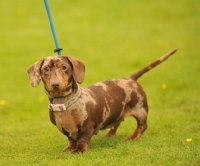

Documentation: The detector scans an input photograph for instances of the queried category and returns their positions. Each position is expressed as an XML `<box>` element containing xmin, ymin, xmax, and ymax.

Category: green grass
<box><xmin>0</xmin><ymin>0</ymin><xmax>200</xmax><ymax>165</ymax></box>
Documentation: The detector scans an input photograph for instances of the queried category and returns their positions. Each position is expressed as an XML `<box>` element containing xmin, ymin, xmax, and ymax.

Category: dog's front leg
<box><xmin>73</xmin><ymin>127</ymin><xmax>94</xmax><ymax>153</ymax></box>
<box><xmin>62</xmin><ymin>139</ymin><xmax>77</xmax><ymax>152</ymax></box>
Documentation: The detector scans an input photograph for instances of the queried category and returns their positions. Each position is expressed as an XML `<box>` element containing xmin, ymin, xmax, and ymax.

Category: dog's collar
<box><xmin>48</xmin><ymin>88</ymin><xmax>81</xmax><ymax>112</ymax></box>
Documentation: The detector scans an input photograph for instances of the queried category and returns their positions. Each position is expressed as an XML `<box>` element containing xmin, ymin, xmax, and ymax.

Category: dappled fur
<box><xmin>27</xmin><ymin>48</ymin><xmax>177</xmax><ymax>153</ymax></box>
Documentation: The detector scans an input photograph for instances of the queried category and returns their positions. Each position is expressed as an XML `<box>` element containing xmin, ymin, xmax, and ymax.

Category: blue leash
<box><xmin>44</xmin><ymin>0</ymin><xmax>62</xmax><ymax>55</ymax></box>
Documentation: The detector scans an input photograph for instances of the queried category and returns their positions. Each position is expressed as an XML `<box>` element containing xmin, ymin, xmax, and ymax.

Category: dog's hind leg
<box><xmin>127</xmin><ymin>119</ymin><xmax>147</xmax><ymax>141</ymax></box>
<box><xmin>127</xmin><ymin>108</ymin><xmax>148</xmax><ymax>141</ymax></box>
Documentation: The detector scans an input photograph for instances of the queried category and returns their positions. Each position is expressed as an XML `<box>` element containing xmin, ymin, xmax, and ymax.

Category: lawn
<box><xmin>0</xmin><ymin>0</ymin><xmax>200</xmax><ymax>165</ymax></box>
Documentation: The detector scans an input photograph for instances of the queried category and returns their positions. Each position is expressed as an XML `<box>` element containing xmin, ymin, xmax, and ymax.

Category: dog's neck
<box><xmin>46</xmin><ymin>82</ymin><xmax>79</xmax><ymax>104</ymax></box>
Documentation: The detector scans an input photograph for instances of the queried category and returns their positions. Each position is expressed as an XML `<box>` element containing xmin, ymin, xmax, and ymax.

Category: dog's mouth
<box><xmin>45</xmin><ymin>89</ymin><xmax>69</xmax><ymax>98</ymax></box>
<box><xmin>45</xmin><ymin>84</ymin><xmax>73</xmax><ymax>98</ymax></box>
<box><xmin>52</xmin><ymin>87</ymin><xmax>61</xmax><ymax>91</ymax></box>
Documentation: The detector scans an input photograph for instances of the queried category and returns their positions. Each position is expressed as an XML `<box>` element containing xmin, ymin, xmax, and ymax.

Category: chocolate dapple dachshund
<box><xmin>27</xmin><ymin>48</ymin><xmax>177</xmax><ymax>153</ymax></box>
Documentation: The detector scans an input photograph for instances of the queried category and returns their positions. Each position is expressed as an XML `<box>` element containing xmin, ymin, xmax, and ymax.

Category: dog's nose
<box><xmin>52</xmin><ymin>83</ymin><xmax>59</xmax><ymax>88</ymax></box>
<box><xmin>51</xmin><ymin>82</ymin><xmax>60</xmax><ymax>89</ymax></box>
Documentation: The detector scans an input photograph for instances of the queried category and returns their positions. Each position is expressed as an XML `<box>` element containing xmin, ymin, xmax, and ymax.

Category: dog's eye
<box><xmin>44</xmin><ymin>67</ymin><xmax>49</xmax><ymax>72</ymax></box>
<box><xmin>62</xmin><ymin>65</ymin><xmax>67</xmax><ymax>70</ymax></box>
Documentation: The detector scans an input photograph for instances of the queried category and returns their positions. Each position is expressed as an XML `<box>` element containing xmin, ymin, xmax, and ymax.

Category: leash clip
<box><xmin>54</xmin><ymin>48</ymin><xmax>63</xmax><ymax>53</ymax></box>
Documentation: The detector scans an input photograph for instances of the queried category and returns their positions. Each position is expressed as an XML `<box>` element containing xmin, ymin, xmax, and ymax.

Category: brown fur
<box><xmin>27</xmin><ymin>48</ymin><xmax>177</xmax><ymax>153</ymax></box>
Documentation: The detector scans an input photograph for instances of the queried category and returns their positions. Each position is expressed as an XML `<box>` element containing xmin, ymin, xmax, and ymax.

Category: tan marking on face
<box><xmin>40</xmin><ymin>56</ymin><xmax>73</xmax><ymax>97</ymax></box>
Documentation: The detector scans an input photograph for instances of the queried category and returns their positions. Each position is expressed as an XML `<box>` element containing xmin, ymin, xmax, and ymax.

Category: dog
<box><xmin>27</xmin><ymin>48</ymin><xmax>177</xmax><ymax>153</ymax></box>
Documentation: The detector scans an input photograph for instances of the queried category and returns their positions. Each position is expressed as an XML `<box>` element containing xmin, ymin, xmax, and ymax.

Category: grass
<box><xmin>0</xmin><ymin>0</ymin><xmax>200</xmax><ymax>165</ymax></box>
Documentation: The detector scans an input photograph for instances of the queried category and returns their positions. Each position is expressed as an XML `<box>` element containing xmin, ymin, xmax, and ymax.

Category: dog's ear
<box><xmin>66</xmin><ymin>56</ymin><xmax>85</xmax><ymax>84</ymax></box>
<box><xmin>27</xmin><ymin>58</ymin><xmax>44</xmax><ymax>87</ymax></box>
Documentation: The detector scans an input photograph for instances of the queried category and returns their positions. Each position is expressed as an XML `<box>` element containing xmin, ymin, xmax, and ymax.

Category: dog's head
<box><xmin>27</xmin><ymin>56</ymin><xmax>85</xmax><ymax>97</ymax></box>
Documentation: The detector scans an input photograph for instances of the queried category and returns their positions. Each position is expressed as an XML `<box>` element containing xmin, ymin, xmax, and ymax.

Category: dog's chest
<box><xmin>53</xmin><ymin>108</ymin><xmax>87</xmax><ymax>140</ymax></box>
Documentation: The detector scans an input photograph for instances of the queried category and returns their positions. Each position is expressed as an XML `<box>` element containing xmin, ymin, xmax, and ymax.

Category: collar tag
<box><xmin>49</xmin><ymin>104</ymin><xmax>66</xmax><ymax>111</ymax></box>
<box><xmin>49</xmin><ymin>88</ymin><xmax>82</xmax><ymax>112</ymax></box>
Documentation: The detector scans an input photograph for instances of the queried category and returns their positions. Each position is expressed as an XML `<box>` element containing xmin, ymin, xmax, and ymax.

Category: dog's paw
<box><xmin>62</xmin><ymin>141</ymin><xmax>77</xmax><ymax>152</ymax></box>
<box><xmin>62</xmin><ymin>146</ymin><xmax>71</xmax><ymax>152</ymax></box>
<box><xmin>72</xmin><ymin>143</ymin><xmax>88</xmax><ymax>154</ymax></box>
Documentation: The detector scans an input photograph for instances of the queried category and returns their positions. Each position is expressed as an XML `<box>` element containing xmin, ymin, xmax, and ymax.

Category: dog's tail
<box><xmin>130</xmin><ymin>48</ymin><xmax>178</xmax><ymax>80</ymax></box>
